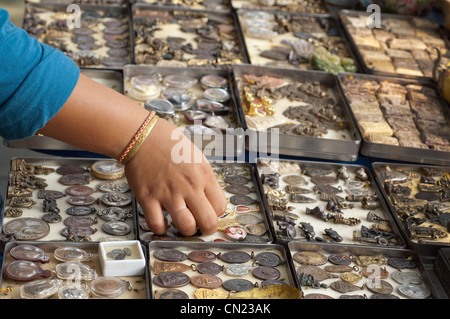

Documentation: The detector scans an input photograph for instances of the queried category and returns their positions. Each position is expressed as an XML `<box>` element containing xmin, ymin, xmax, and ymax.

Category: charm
<box><xmin>187</xmin><ymin>250</ymin><xmax>217</xmax><ymax>263</ymax></box>
<box><xmin>153</xmin><ymin>272</ymin><xmax>190</xmax><ymax>288</ymax></box>
<box><xmin>153</xmin><ymin>260</ymin><xmax>194</xmax><ymax>275</ymax></box>
<box><xmin>293</xmin><ymin>251</ymin><xmax>327</xmax><ymax>266</ymax></box>
<box><xmin>190</xmin><ymin>274</ymin><xmax>223</xmax><ymax>289</ymax></box>
<box><xmin>153</xmin><ymin>249</ymin><xmax>187</xmax><ymax>262</ymax></box>
<box><xmin>226</xmin><ymin>264</ymin><xmax>252</xmax><ymax>277</ymax></box>
<box><xmin>10</xmin><ymin>244</ymin><xmax>50</xmax><ymax>263</ymax></box>
<box><xmin>219</xmin><ymin>251</ymin><xmax>252</xmax><ymax>264</ymax></box>
<box><xmin>222</xmin><ymin>279</ymin><xmax>255</xmax><ymax>292</ymax></box>
<box><xmin>341</xmin><ymin>271</ymin><xmax>363</xmax><ymax>284</ymax></box>
<box><xmin>224</xmin><ymin>226</ymin><xmax>247</xmax><ymax>241</ymax></box>
<box><xmin>194</xmin><ymin>288</ymin><xmax>228</xmax><ymax>299</ymax></box>
<box><xmin>154</xmin><ymin>288</ymin><xmax>189</xmax><ymax>299</ymax></box>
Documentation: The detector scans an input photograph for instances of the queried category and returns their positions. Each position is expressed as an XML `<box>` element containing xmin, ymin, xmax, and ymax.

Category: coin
<box><xmin>65</xmin><ymin>185</ymin><xmax>95</xmax><ymax>196</ymax></box>
<box><xmin>235</xmin><ymin>214</ymin><xmax>262</xmax><ymax>225</ymax></box>
<box><xmin>254</xmin><ymin>252</ymin><xmax>283</xmax><ymax>267</ymax></box>
<box><xmin>226</xmin><ymin>264</ymin><xmax>251</xmax><ymax>277</ymax></box>
<box><xmin>98</xmin><ymin>207</ymin><xmax>131</xmax><ymax>222</ymax></box>
<box><xmin>366</xmin><ymin>279</ymin><xmax>393</xmax><ymax>295</ymax></box>
<box><xmin>293</xmin><ymin>251</ymin><xmax>328</xmax><ymax>266</ymax></box>
<box><xmin>187</xmin><ymin>250</ymin><xmax>217</xmax><ymax>263</ymax></box>
<box><xmin>252</xmin><ymin>266</ymin><xmax>280</xmax><ymax>280</ymax></box>
<box><xmin>3</xmin><ymin>218</ymin><xmax>50</xmax><ymax>240</ymax></box>
<box><xmin>397</xmin><ymin>284</ymin><xmax>430</xmax><ymax>299</ymax></box>
<box><xmin>224</xmin><ymin>176</ymin><xmax>250</xmax><ymax>185</ymax></box>
<box><xmin>391</xmin><ymin>271</ymin><xmax>422</xmax><ymax>285</ymax></box>
<box><xmin>154</xmin><ymin>288</ymin><xmax>189</xmax><ymax>299</ymax></box>
<box><xmin>91</xmin><ymin>161</ymin><xmax>125</xmax><ymax>180</ymax></box>
<box><xmin>101</xmin><ymin>192</ymin><xmax>132</xmax><ymax>207</ymax></box>
<box><xmin>219</xmin><ymin>251</ymin><xmax>251</xmax><ymax>263</ymax></box>
<box><xmin>283</xmin><ymin>175</ymin><xmax>307</xmax><ymax>186</ymax></box>
<box><xmin>59</xmin><ymin>174</ymin><xmax>91</xmax><ymax>186</ymax></box>
<box><xmin>225</xmin><ymin>185</ymin><xmax>252</xmax><ymax>195</ymax></box>
<box><xmin>229</xmin><ymin>195</ymin><xmax>255</xmax><ymax>205</ymax></box>
<box><xmin>37</xmin><ymin>190</ymin><xmax>65</xmax><ymax>199</ymax></box>
<box><xmin>197</xmin><ymin>262</ymin><xmax>223</xmax><ymax>275</ymax></box>
<box><xmin>222</xmin><ymin>279</ymin><xmax>254</xmax><ymax>292</ymax></box>
<box><xmin>67</xmin><ymin>195</ymin><xmax>96</xmax><ymax>206</ymax></box>
<box><xmin>56</xmin><ymin>165</ymin><xmax>86</xmax><ymax>175</ymax></box>
<box><xmin>153</xmin><ymin>272</ymin><xmax>190</xmax><ymax>288</ymax></box>
<box><xmin>64</xmin><ymin>216</ymin><xmax>97</xmax><ymax>227</ymax></box>
<box><xmin>97</xmin><ymin>181</ymin><xmax>130</xmax><ymax>193</ymax></box>
<box><xmin>42</xmin><ymin>213</ymin><xmax>62</xmax><ymax>224</ymax></box>
<box><xmin>154</xmin><ymin>249</ymin><xmax>187</xmax><ymax>262</ymax></box>
<box><xmin>191</xmin><ymin>274</ymin><xmax>223</xmax><ymax>289</ymax></box>
<box><xmin>328</xmin><ymin>254</ymin><xmax>352</xmax><ymax>266</ymax></box>
<box><xmin>102</xmin><ymin>221</ymin><xmax>131</xmax><ymax>236</ymax></box>
<box><xmin>66</xmin><ymin>206</ymin><xmax>97</xmax><ymax>216</ymax></box>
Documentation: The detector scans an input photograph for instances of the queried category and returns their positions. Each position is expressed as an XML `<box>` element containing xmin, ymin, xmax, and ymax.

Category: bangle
<box><xmin>118</xmin><ymin>112</ymin><xmax>159</xmax><ymax>165</ymax></box>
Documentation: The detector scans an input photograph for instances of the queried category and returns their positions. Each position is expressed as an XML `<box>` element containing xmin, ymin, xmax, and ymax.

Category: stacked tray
<box><xmin>131</xmin><ymin>4</ymin><xmax>249</xmax><ymax>68</ymax></box>
<box><xmin>230</xmin><ymin>0</ymin><xmax>329</xmax><ymax>14</ymax></box>
<box><xmin>123</xmin><ymin>65</ymin><xmax>245</xmax><ymax>157</ymax></box>
<box><xmin>288</xmin><ymin>241</ymin><xmax>441</xmax><ymax>299</ymax></box>
<box><xmin>1</xmin><ymin>158</ymin><xmax>138</xmax><ymax>247</ymax></box>
<box><xmin>138</xmin><ymin>161</ymin><xmax>273</xmax><ymax>244</ymax></box>
<box><xmin>372</xmin><ymin>162</ymin><xmax>450</xmax><ymax>256</ymax></box>
<box><xmin>237</xmin><ymin>11</ymin><xmax>359</xmax><ymax>75</ymax></box>
<box><xmin>23</xmin><ymin>3</ymin><xmax>133</xmax><ymax>69</ymax></box>
<box><xmin>340</xmin><ymin>10</ymin><xmax>449</xmax><ymax>80</ymax></box>
<box><xmin>255</xmin><ymin>158</ymin><xmax>405</xmax><ymax>248</ymax></box>
<box><xmin>148</xmin><ymin>241</ymin><xmax>297</xmax><ymax>299</ymax></box>
<box><xmin>0</xmin><ymin>241</ymin><xmax>150</xmax><ymax>299</ymax></box>
<box><xmin>337</xmin><ymin>72</ymin><xmax>450</xmax><ymax>165</ymax></box>
<box><xmin>232</xmin><ymin>64</ymin><xmax>361</xmax><ymax>161</ymax></box>
<box><xmin>136</xmin><ymin>0</ymin><xmax>232</xmax><ymax>12</ymax></box>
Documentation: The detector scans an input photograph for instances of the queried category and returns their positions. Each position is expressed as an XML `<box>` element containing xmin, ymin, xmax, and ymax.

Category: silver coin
<box><xmin>225</xmin><ymin>264</ymin><xmax>252</xmax><ymax>277</ymax></box>
<box><xmin>97</xmin><ymin>181</ymin><xmax>130</xmax><ymax>193</ymax></box>
<box><xmin>392</xmin><ymin>271</ymin><xmax>422</xmax><ymax>285</ymax></box>
<box><xmin>101</xmin><ymin>192</ymin><xmax>132</xmax><ymax>207</ymax></box>
<box><xmin>102</xmin><ymin>221</ymin><xmax>131</xmax><ymax>236</ymax></box>
<box><xmin>397</xmin><ymin>284</ymin><xmax>430</xmax><ymax>299</ymax></box>
<box><xmin>229</xmin><ymin>195</ymin><xmax>255</xmax><ymax>206</ymax></box>
<box><xmin>235</xmin><ymin>214</ymin><xmax>262</xmax><ymax>225</ymax></box>
<box><xmin>3</xmin><ymin>218</ymin><xmax>50</xmax><ymax>240</ymax></box>
<box><xmin>98</xmin><ymin>207</ymin><xmax>131</xmax><ymax>222</ymax></box>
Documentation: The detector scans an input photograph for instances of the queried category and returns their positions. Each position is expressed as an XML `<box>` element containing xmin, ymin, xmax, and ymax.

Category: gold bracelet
<box><xmin>119</xmin><ymin>115</ymin><xmax>159</xmax><ymax>165</ymax></box>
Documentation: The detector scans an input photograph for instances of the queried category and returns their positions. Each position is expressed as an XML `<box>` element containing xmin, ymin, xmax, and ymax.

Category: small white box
<box><xmin>99</xmin><ymin>240</ymin><xmax>146</xmax><ymax>277</ymax></box>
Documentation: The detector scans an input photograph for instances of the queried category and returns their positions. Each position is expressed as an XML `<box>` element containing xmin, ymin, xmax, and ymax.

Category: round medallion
<box><xmin>222</xmin><ymin>279</ymin><xmax>254</xmax><ymax>292</ymax></box>
<box><xmin>304</xmin><ymin>293</ymin><xmax>334</xmax><ymax>299</ymax></box>
<box><xmin>102</xmin><ymin>221</ymin><xmax>131</xmax><ymax>236</ymax></box>
<box><xmin>197</xmin><ymin>262</ymin><xmax>223</xmax><ymax>275</ymax></box>
<box><xmin>3</xmin><ymin>218</ymin><xmax>50</xmax><ymax>240</ymax></box>
<box><xmin>91</xmin><ymin>161</ymin><xmax>125</xmax><ymax>180</ymax></box>
<box><xmin>226</xmin><ymin>264</ymin><xmax>251</xmax><ymax>277</ymax></box>
<box><xmin>4</xmin><ymin>260</ymin><xmax>51</xmax><ymax>281</ymax></box>
<box><xmin>98</xmin><ymin>207</ymin><xmax>131</xmax><ymax>222</ymax></box>
<box><xmin>254</xmin><ymin>252</ymin><xmax>283</xmax><ymax>267</ymax></box>
<box><xmin>67</xmin><ymin>195</ymin><xmax>97</xmax><ymax>206</ymax></box>
<box><xmin>42</xmin><ymin>213</ymin><xmax>62</xmax><ymax>224</ymax></box>
<box><xmin>163</xmin><ymin>74</ymin><xmax>197</xmax><ymax>89</ymax></box>
<box><xmin>293</xmin><ymin>251</ymin><xmax>328</xmax><ymax>266</ymax></box>
<box><xmin>397</xmin><ymin>284</ymin><xmax>430</xmax><ymax>299</ymax></box>
<box><xmin>97</xmin><ymin>181</ymin><xmax>130</xmax><ymax>193</ymax></box>
<box><xmin>229</xmin><ymin>195</ymin><xmax>255</xmax><ymax>206</ymax></box>
<box><xmin>60</xmin><ymin>226</ymin><xmax>97</xmax><ymax>238</ymax></box>
<box><xmin>64</xmin><ymin>216</ymin><xmax>97</xmax><ymax>228</ymax></box>
<box><xmin>219</xmin><ymin>251</ymin><xmax>251</xmax><ymax>264</ymax></box>
<box><xmin>154</xmin><ymin>288</ymin><xmax>189</xmax><ymax>299</ymax></box>
<box><xmin>54</xmin><ymin>246</ymin><xmax>92</xmax><ymax>262</ymax></box>
<box><xmin>187</xmin><ymin>250</ymin><xmax>217</xmax><ymax>263</ymax></box>
<box><xmin>10</xmin><ymin>244</ymin><xmax>49</xmax><ymax>263</ymax></box>
<box><xmin>90</xmin><ymin>277</ymin><xmax>128</xmax><ymax>298</ymax></box>
<box><xmin>65</xmin><ymin>185</ymin><xmax>95</xmax><ymax>196</ymax></box>
<box><xmin>252</xmin><ymin>266</ymin><xmax>280</xmax><ymax>281</ymax></box>
<box><xmin>101</xmin><ymin>192</ymin><xmax>132</xmax><ymax>207</ymax></box>
<box><xmin>153</xmin><ymin>248</ymin><xmax>187</xmax><ymax>262</ymax></box>
<box><xmin>153</xmin><ymin>272</ymin><xmax>190</xmax><ymax>288</ymax></box>
<box><xmin>330</xmin><ymin>280</ymin><xmax>363</xmax><ymax>293</ymax></box>
<box><xmin>324</xmin><ymin>264</ymin><xmax>356</xmax><ymax>273</ymax></box>
<box><xmin>190</xmin><ymin>274</ymin><xmax>222</xmax><ymax>289</ymax></box>
<box><xmin>235</xmin><ymin>214</ymin><xmax>262</xmax><ymax>226</ymax></box>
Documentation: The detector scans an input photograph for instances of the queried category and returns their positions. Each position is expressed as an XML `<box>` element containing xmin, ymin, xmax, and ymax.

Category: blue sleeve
<box><xmin>0</xmin><ymin>9</ymin><xmax>80</xmax><ymax>140</ymax></box>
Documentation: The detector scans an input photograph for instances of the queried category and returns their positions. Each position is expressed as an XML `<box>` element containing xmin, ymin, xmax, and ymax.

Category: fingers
<box><xmin>205</xmin><ymin>180</ymin><xmax>227</xmax><ymax>217</ymax></box>
<box><xmin>185</xmin><ymin>193</ymin><xmax>219</xmax><ymax>236</ymax></box>
<box><xmin>141</xmin><ymin>198</ymin><xmax>167</xmax><ymax>235</ymax></box>
<box><xmin>165</xmin><ymin>197</ymin><xmax>198</xmax><ymax>236</ymax></box>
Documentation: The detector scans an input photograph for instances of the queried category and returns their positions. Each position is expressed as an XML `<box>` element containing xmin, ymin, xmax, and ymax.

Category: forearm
<box><xmin>38</xmin><ymin>73</ymin><xmax>150</xmax><ymax>160</ymax></box>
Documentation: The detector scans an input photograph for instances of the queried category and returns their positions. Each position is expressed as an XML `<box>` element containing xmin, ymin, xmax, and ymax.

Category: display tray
<box><xmin>237</xmin><ymin>11</ymin><xmax>359</xmax><ymax>75</ymax></box>
<box><xmin>26</xmin><ymin>0</ymin><xmax>127</xmax><ymax>4</ymax></box>
<box><xmin>135</xmin><ymin>0</ymin><xmax>232</xmax><ymax>12</ymax></box>
<box><xmin>230</xmin><ymin>0</ymin><xmax>329</xmax><ymax>14</ymax></box>
<box><xmin>138</xmin><ymin>161</ymin><xmax>273</xmax><ymax>244</ymax></box>
<box><xmin>339</xmin><ymin>10</ymin><xmax>449</xmax><ymax>80</ymax></box>
<box><xmin>23</xmin><ymin>3</ymin><xmax>133</xmax><ymax>69</ymax></box>
<box><xmin>434</xmin><ymin>248</ymin><xmax>450</xmax><ymax>297</ymax></box>
<box><xmin>3</xmin><ymin>68</ymin><xmax>123</xmax><ymax>151</ymax></box>
<box><xmin>131</xmin><ymin>4</ymin><xmax>249</xmax><ymax>68</ymax></box>
<box><xmin>123</xmin><ymin>65</ymin><xmax>245</xmax><ymax>157</ymax></box>
<box><xmin>0</xmin><ymin>241</ymin><xmax>149</xmax><ymax>299</ymax></box>
<box><xmin>337</xmin><ymin>72</ymin><xmax>450</xmax><ymax>166</ymax></box>
<box><xmin>288</xmin><ymin>241</ymin><xmax>440</xmax><ymax>299</ymax></box>
<box><xmin>148</xmin><ymin>241</ymin><xmax>297</xmax><ymax>299</ymax></box>
<box><xmin>372</xmin><ymin>162</ymin><xmax>450</xmax><ymax>256</ymax></box>
<box><xmin>255</xmin><ymin>158</ymin><xmax>405</xmax><ymax>249</ymax></box>
<box><xmin>1</xmin><ymin>158</ymin><xmax>138</xmax><ymax>249</ymax></box>
<box><xmin>232</xmin><ymin>64</ymin><xmax>361</xmax><ymax>161</ymax></box>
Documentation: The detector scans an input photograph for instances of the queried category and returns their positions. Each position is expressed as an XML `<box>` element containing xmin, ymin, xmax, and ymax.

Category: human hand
<box><xmin>124</xmin><ymin>118</ymin><xmax>227</xmax><ymax>236</ymax></box>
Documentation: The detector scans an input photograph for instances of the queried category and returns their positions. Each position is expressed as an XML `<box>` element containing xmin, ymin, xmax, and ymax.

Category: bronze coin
<box><xmin>37</xmin><ymin>190</ymin><xmax>65</xmax><ymax>199</ymax></box>
<box><xmin>153</xmin><ymin>272</ymin><xmax>190</xmax><ymax>288</ymax></box>
<box><xmin>3</xmin><ymin>218</ymin><xmax>50</xmax><ymax>241</ymax></box>
<box><xmin>59</xmin><ymin>174</ymin><xmax>90</xmax><ymax>186</ymax></box>
<box><xmin>366</xmin><ymin>279</ymin><xmax>393</xmax><ymax>295</ymax></box>
<box><xmin>328</xmin><ymin>254</ymin><xmax>353</xmax><ymax>266</ymax></box>
<box><xmin>187</xmin><ymin>250</ymin><xmax>217</xmax><ymax>263</ymax></box>
<box><xmin>190</xmin><ymin>274</ymin><xmax>222</xmax><ymax>289</ymax></box>
<box><xmin>224</xmin><ymin>176</ymin><xmax>250</xmax><ymax>185</ymax></box>
<box><xmin>197</xmin><ymin>262</ymin><xmax>223</xmax><ymax>275</ymax></box>
<box><xmin>56</xmin><ymin>165</ymin><xmax>86</xmax><ymax>175</ymax></box>
<box><xmin>229</xmin><ymin>195</ymin><xmax>255</xmax><ymax>205</ymax></box>
<box><xmin>65</xmin><ymin>185</ymin><xmax>95</xmax><ymax>196</ymax></box>
<box><xmin>154</xmin><ymin>288</ymin><xmax>189</xmax><ymax>299</ymax></box>
<box><xmin>219</xmin><ymin>251</ymin><xmax>251</xmax><ymax>264</ymax></box>
<box><xmin>293</xmin><ymin>251</ymin><xmax>328</xmax><ymax>266</ymax></box>
<box><xmin>154</xmin><ymin>249</ymin><xmax>187</xmax><ymax>262</ymax></box>
<box><xmin>252</xmin><ymin>266</ymin><xmax>280</xmax><ymax>281</ymax></box>
<box><xmin>225</xmin><ymin>185</ymin><xmax>252</xmax><ymax>195</ymax></box>
<box><xmin>67</xmin><ymin>195</ymin><xmax>96</xmax><ymax>206</ymax></box>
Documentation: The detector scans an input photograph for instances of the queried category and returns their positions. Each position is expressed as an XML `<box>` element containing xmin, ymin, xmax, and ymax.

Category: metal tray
<box><xmin>288</xmin><ymin>241</ymin><xmax>444</xmax><ymax>299</ymax></box>
<box><xmin>135</xmin><ymin>0</ymin><xmax>232</xmax><ymax>12</ymax></box>
<box><xmin>25</xmin><ymin>0</ymin><xmax>128</xmax><ymax>4</ymax></box>
<box><xmin>232</xmin><ymin>64</ymin><xmax>361</xmax><ymax>161</ymax></box>
<box><xmin>3</xmin><ymin>68</ymin><xmax>124</xmax><ymax>151</ymax></box>
<box><xmin>23</xmin><ymin>3</ymin><xmax>134</xmax><ymax>70</ymax></box>
<box><xmin>339</xmin><ymin>9</ymin><xmax>448</xmax><ymax>81</ymax></box>
<box><xmin>123</xmin><ymin>65</ymin><xmax>245</xmax><ymax>158</ymax></box>
<box><xmin>337</xmin><ymin>72</ymin><xmax>450</xmax><ymax>166</ymax></box>
<box><xmin>148</xmin><ymin>240</ymin><xmax>297</xmax><ymax>299</ymax></box>
<box><xmin>237</xmin><ymin>10</ymin><xmax>361</xmax><ymax>74</ymax></box>
<box><xmin>138</xmin><ymin>161</ymin><xmax>273</xmax><ymax>244</ymax></box>
<box><xmin>229</xmin><ymin>0</ymin><xmax>329</xmax><ymax>15</ymax></box>
<box><xmin>254</xmin><ymin>158</ymin><xmax>405</xmax><ymax>248</ymax></box>
<box><xmin>1</xmin><ymin>157</ymin><xmax>138</xmax><ymax>249</ymax></box>
<box><xmin>372</xmin><ymin>162</ymin><xmax>450</xmax><ymax>257</ymax></box>
<box><xmin>0</xmin><ymin>241</ymin><xmax>150</xmax><ymax>299</ymax></box>
<box><xmin>131</xmin><ymin>4</ymin><xmax>250</xmax><ymax>68</ymax></box>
